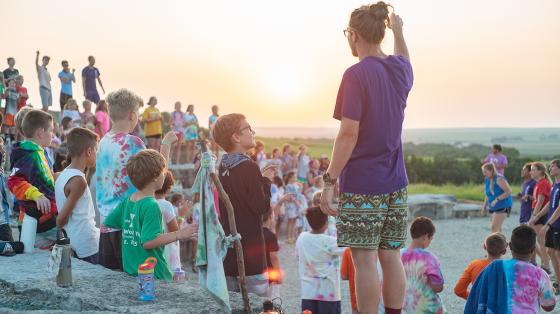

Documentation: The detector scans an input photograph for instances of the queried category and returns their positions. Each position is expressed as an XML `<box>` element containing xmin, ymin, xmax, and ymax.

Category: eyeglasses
<box><xmin>238</xmin><ymin>125</ymin><xmax>255</xmax><ymax>134</ymax></box>
<box><xmin>343</xmin><ymin>28</ymin><xmax>353</xmax><ymax>38</ymax></box>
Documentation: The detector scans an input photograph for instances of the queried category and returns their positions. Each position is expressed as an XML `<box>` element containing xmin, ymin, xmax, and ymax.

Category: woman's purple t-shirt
<box><xmin>333</xmin><ymin>55</ymin><xmax>413</xmax><ymax>195</ymax></box>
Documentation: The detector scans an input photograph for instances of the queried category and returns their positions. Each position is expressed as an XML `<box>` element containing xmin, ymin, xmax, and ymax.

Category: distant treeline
<box><xmin>404</xmin><ymin>143</ymin><xmax>559</xmax><ymax>186</ymax></box>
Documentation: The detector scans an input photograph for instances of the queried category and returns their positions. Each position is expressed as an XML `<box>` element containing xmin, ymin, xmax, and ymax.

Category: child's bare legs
<box><xmin>534</xmin><ymin>224</ymin><xmax>551</xmax><ymax>269</ymax></box>
<box><xmin>351</xmin><ymin>248</ymin><xmax>381</xmax><ymax>314</ymax></box>
<box><xmin>149</xmin><ymin>137</ymin><xmax>161</xmax><ymax>151</ymax></box>
<box><xmin>490</xmin><ymin>213</ymin><xmax>507</xmax><ymax>233</ymax></box>
<box><xmin>547</xmin><ymin>248</ymin><xmax>560</xmax><ymax>283</ymax></box>
<box><xmin>171</xmin><ymin>141</ymin><xmax>179</xmax><ymax>164</ymax></box>
<box><xmin>287</xmin><ymin>218</ymin><xmax>296</xmax><ymax>242</ymax></box>
<box><xmin>378</xmin><ymin>248</ymin><xmax>406</xmax><ymax>310</ymax></box>
<box><xmin>185</xmin><ymin>141</ymin><xmax>193</xmax><ymax>163</ymax></box>
<box><xmin>190</xmin><ymin>238</ymin><xmax>198</xmax><ymax>272</ymax></box>
<box><xmin>154</xmin><ymin>138</ymin><xmax>161</xmax><ymax>152</ymax></box>
<box><xmin>275</xmin><ymin>214</ymin><xmax>285</xmax><ymax>239</ymax></box>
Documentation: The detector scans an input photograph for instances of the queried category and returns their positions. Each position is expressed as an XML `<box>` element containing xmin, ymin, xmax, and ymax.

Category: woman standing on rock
<box><xmin>481</xmin><ymin>162</ymin><xmax>513</xmax><ymax>233</ymax></box>
<box><xmin>320</xmin><ymin>2</ymin><xmax>412</xmax><ymax>313</ymax></box>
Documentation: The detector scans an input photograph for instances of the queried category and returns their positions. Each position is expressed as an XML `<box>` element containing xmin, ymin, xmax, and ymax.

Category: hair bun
<box><xmin>368</xmin><ymin>2</ymin><xmax>389</xmax><ymax>21</ymax></box>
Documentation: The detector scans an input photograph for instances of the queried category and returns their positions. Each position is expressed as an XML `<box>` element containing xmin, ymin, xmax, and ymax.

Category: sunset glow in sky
<box><xmin>2</xmin><ymin>0</ymin><xmax>559</xmax><ymax>128</ymax></box>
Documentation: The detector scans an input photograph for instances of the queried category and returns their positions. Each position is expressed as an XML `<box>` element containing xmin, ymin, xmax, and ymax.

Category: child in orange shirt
<box><xmin>454</xmin><ymin>232</ymin><xmax>507</xmax><ymax>299</ymax></box>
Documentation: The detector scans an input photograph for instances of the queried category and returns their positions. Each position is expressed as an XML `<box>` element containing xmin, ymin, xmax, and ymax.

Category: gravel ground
<box><xmin>276</xmin><ymin>213</ymin><xmax>560</xmax><ymax>314</ymax></box>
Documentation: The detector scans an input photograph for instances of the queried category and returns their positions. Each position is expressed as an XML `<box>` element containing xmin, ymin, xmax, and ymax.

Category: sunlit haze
<box><xmin>2</xmin><ymin>0</ymin><xmax>559</xmax><ymax>128</ymax></box>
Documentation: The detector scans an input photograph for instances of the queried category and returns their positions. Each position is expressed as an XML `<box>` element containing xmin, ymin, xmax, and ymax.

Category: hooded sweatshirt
<box><xmin>218</xmin><ymin>152</ymin><xmax>271</xmax><ymax>276</ymax></box>
<box><xmin>8</xmin><ymin>140</ymin><xmax>57</xmax><ymax>232</ymax></box>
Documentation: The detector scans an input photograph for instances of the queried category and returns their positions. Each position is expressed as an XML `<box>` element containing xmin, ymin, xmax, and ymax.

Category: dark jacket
<box><xmin>219</xmin><ymin>160</ymin><xmax>271</xmax><ymax>276</ymax></box>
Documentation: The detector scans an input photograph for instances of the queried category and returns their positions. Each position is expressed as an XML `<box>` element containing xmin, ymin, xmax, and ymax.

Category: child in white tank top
<box><xmin>55</xmin><ymin>128</ymin><xmax>100</xmax><ymax>263</ymax></box>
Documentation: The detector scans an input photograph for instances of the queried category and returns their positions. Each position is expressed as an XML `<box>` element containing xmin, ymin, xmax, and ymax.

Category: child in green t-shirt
<box><xmin>104</xmin><ymin>149</ymin><xmax>198</xmax><ymax>280</ymax></box>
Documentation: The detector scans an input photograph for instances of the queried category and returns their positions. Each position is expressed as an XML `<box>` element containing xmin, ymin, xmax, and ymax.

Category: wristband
<box><xmin>162</xmin><ymin>140</ymin><xmax>172</xmax><ymax>146</ymax></box>
<box><xmin>322</xmin><ymin>172</ymin><xmax>337</xmax><ymax>185</ymax></box>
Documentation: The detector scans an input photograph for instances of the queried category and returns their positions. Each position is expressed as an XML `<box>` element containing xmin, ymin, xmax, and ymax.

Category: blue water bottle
<box><xmin>138</xmin><ymin>257</ymin><xmax>157</xmax><ymax>301</ymax></box>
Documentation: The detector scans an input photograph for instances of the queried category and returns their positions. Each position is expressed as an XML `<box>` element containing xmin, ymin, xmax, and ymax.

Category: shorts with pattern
<box><xmin>336</xmin><ymin>187</ymin><xmax>408</xmax><ymax>250</ymax></box>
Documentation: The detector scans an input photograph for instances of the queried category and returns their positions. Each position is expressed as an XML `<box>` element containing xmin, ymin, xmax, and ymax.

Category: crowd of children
<box><xmin>0</xmin><ymin>100</ymin><xmax>557</xmax><ymax>314</ymax></box>
<box><xmin>1</xmin><ymin>57</ymin><xmax>559</xmax><ymax>313</ymax></box>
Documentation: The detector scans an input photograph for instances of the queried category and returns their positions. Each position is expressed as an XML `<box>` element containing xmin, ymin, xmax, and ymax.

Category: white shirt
<box><xmin>55</xmin><ymin>168</ymin><xmax>99</xmax><ymax>258</ymax></box>
<box><xmin>157</xmin><ymin>199</ymin><xmax>181</xmax><ymax>270</ymax></box>
<box><xmin>296</xmin><ymin>231</ymin><xmax>344</xmax><ymax>301</ymax></box>
<box><xmin>297</xmin><ymin>154</ymin><xmax>310</xmax><ymax>179</ymax></box>
<box><xmin>38</xmin><ymin>66</ymin><xmax>51</xmax><ymax>90</ymax></box>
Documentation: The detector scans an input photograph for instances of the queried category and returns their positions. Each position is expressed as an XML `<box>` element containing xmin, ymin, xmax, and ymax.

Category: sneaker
<box><xmin>0</xmin><ymin>242</ymin><xmax>16</xmax><ymax>257</ymax></box>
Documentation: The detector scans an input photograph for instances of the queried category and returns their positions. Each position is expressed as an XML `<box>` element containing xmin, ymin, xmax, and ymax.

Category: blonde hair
<box><xmin>313</xmin><ymin>175</ymin><xmax>324</xmax><ymax>188</ymax></box>
<box><xmin>15</xmin><ymin>106</ymin><xmax>34</xmax><ymax>136</ymax></box>
<box><xmin>532</xmin><ymin>162</ymin><xmax>552</xmax><ymax>184</ymax></box>
<box><xmin>482</xmin><ymin>162</ymin><xmax>498</xmax><ymax>194</ymax></box>
<box><xmin>349</xmin><ymin>1</ymin><xmax>392</xmax><ymax>44</ymax></box>
<box><xmin>312</xmin><ymin>191</ymin><xmax>322</xmax><ymax>206</ymax></box>
<box><xmin>106</xmin><ymin>88</ymin><xmax>143</xmax><ymax>122</ymax></box>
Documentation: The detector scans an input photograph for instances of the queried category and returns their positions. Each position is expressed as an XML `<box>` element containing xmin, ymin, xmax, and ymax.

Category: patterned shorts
<box><xmin>336</xmin><ymin>187</ymin><xmax>408</xmax><ymax>250</ymax></box>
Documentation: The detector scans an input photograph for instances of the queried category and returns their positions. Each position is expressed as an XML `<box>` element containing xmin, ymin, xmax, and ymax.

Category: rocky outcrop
<box><xmin>0</xmin><ymin>251</ymin><xmax>263</xmax><ymax>314</ymax></box>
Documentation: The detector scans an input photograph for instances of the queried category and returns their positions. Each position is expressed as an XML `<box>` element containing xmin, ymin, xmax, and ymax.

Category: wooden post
<box><xmin>198</xmin><ymin>141</ymin><xmax>252</xmax><ymax>314</ymax></box>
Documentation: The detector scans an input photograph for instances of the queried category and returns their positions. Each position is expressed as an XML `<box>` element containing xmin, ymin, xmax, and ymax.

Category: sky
<box><xmin>1</xmin><ymin>0</ymin><xmax>559</xmax><ymax>129</ymax></box>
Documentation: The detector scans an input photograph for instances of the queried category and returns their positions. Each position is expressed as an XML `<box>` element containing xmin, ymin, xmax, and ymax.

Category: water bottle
<box><xmin>20</xmin><ymin>213</ymin><xmax>37</xmax><ymax>253</ymax></box>
<box><xmin>56</xmin><ymin>229</ymin><xmax>72</xmax><ymax>287</ymax></box>
<box><xmin>138</xmin><ymin>257</ymin><xmax>157</xmax><ymax>301</ymax></box>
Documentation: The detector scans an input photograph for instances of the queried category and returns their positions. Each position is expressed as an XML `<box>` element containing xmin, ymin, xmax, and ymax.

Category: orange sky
<box><xmin>1</xmin><ymin>0</ymin><xmax>559</xmax><ymax>128</ymax></box>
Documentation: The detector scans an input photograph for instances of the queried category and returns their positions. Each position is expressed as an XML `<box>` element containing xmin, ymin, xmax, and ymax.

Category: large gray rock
<box><xmin>0</xmin><ymin>251</ymin><xmax>263</xmax><ymax>313</ymax></box>
<box><xmin>408</xmin><ymin>194</ymin><xmax>457</xmax><ymax>220</ymax></box>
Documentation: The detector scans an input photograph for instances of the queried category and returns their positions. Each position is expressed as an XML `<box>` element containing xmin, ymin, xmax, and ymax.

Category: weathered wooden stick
<box><xmin>199</xmin><ymin>141</ymin><xmax>252</xmax><ymax>314</ymax></box>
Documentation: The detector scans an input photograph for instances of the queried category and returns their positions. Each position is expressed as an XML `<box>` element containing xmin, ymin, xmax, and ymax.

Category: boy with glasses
<box><xmin>212</xmin><ymin>113</ymin><xmax>278</xmax><ymax>297</ymax></box>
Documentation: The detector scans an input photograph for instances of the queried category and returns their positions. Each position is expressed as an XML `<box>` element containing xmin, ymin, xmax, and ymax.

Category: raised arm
<box><xmin>389</xmin><ymin>13</ymin><xmax>410</xmax><ymax>60</ymax></box>
<box><xmin>35</xmin><ymin>51</ymin><xmax>40</xmax><ymax>72</ymax></box>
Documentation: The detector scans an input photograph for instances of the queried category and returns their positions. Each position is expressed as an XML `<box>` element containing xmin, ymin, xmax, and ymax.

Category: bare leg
<box><xmin>534</xmin><ymin>224</ymin><xmax>550</xmax><ymax>269</ymax></box>
<box><xmin>491</xmin><ymin>213</ymin><xmax>507</xmax><ymax>233</ymax></box>
<box><xmin>147</xmin><ymin>137</ymin><xmax>155</xmax><ymax>150</ymax></box>
<box><xmin>378</xmin><ymin>249</ymin><xmax>406</xmax><ymax>310</ymax></box>
<box><xmin>351</xmin><ymin>248</ymin><xmax>380</xmax><ymax>314</ymax></box>
<box><xmin>547</xmin><ymin>248</ymin><xmax>560</xmax><ymax>283</ymax></box>
<box><xmin>154</xmin><ymin>138</ymin><xmax>161</xmax><ymax>152</ymax></box>
<box><xmin>191</xmin><ymin>238</ymin><xmax>198</xmax><ymax>272</ymax></box>
<box><xmin>287</xmin><ymin>218</ymin><xmax>295</xmax><ymax>242</ymax></box>
<box><xmin>175</xmin><ymin>141</ymin><xmax>182</xmax><ymax>165</ymax></box>
<box><xmin>186</xmin><ymin>141</ymin><xmax>193</xmax><ymax>164</ymax></box>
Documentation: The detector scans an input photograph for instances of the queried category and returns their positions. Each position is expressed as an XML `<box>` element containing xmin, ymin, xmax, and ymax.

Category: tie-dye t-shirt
<box><xmin>502</xmin><ymin>259</ymin><xmax>556</xmax><ymax>313</ymax></box>
<box><xmin>401</xmin><ymin>248</ymin><xmax>445</xmax><ymax>314</ymax></box>
<box><xmin>96</xmin><ymin>132</ymin><xmax>145</xmax><ymax>232</ymax></box>
<box><xmin>295</xmin><ymin>232</ymin><xmax>344</xmax><ymax>301</ymax></box>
